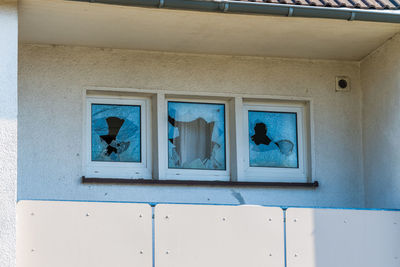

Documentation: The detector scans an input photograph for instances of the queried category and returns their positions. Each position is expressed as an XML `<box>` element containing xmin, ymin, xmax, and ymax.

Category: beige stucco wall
<box><xmin>361</xmin><ymin>33</ymin><xmax>400</xmax><ymax>209</ymax></box>
<box><xmin>0</xmin><ymin>2</ymin><xmax>17</xmax><ymax>267</ymax></box>
<box><xmin>18</xmin><ymin>44</ymin><xmax>365</xmax><ymax>208</ymax></box>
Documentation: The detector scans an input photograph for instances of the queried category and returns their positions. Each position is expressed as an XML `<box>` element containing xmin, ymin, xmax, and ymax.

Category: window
<box><xmin>91</xmin><ymin>103</ymin><xmax>141</xmax><ymax>163</ymax></box>
<box><xmin>164</xmin><ymin>99</ymin><xmax>230</xmax><ymax>181</ymax></box>
<box><xmin>167</xmin><ymin>101</ymin><xmax>226</xmax><ymax>170</ymax></box>
<box><xmin>242</xmin><ymin>103</ymin><xmax>308</xmax><ymax>182</ymax></box>
<box><xmin>83</xmin><ymin>89</ymin><xmax>311</xmax><ymax>183</ymax></box>
<box><xmin>84</xmin><ymin>96</ymin><xmax>151</xmax><ymax>179</ymax></box>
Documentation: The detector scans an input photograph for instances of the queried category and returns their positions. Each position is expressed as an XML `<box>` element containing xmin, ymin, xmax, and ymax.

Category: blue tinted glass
<box><xmin>168</xmin><ymin>102</ymin><xmax>226</xmax><ymax>170</ymax></box>
<box><xmin>91</xmin><ymin>104</ymin><xmax>141</xmax><ymax>162</ymax></box>
<box><xmin>248</xmin><ymin>111</ymin><xmax>298</xmax><ymax>168</ymax></box>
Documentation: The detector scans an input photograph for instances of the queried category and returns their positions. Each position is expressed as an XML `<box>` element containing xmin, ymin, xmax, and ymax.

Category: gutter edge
<box><xmin>72</xmin><ymin>0</ymin><xmax>400</xmax><ymax>23</ymax></box>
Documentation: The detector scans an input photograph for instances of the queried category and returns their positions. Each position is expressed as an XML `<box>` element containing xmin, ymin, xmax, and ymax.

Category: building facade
<box><xmin>1</xmin><ymin>0</ymin><xmax>400</xmax><ymax>266</ymax></box>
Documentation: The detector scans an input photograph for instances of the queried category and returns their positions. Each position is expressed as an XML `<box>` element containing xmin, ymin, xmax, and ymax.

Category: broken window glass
<box><xmin>168</xmin><ymin>102</ymin><xmax>226</xmax><ymax>170</ymax></box>
<box><xmin>248</xmin><ymin>111</ymin><xmax>298</xmax><ymax>168</ymax></box>
<box><xmin>91</xmin><ymin>104</ymin><xmax>141</xmax><ymax>162</ymax></box>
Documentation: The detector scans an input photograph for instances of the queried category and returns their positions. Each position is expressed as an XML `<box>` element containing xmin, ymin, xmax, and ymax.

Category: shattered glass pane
<box><xmin>168</xmin><ymin>102</ymin><xmax>226</xmax><ymax>170</ymax></box>
<box><xmin>91</xmin><ymin>104</ymin><xmax>141</xmax><ymax>162</ymax></box>
<box><xmin>248</xmin><ymin>111</ymin><xmax>298</xmax><ymax>168</ymax></box>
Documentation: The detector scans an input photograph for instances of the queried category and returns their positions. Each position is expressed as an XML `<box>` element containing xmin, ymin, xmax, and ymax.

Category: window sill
<box><xmin>81</xmin><ymin>176</ymin><xmax>318</xmax><ymax>188</ymax></box>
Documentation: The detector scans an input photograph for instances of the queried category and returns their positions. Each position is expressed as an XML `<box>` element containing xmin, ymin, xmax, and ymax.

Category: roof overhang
<box><xmin>19</xmin><ymin>0</ymin><xmax>400</xmax><ymax>60</ymax></box>
<box><xmin>73</xmin><ymin>0</ymin><xmax>400</xmax><ymax>23</ymax></box>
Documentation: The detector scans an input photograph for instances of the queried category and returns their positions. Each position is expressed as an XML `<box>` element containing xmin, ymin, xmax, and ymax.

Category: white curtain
<box><xmin>173</xmin><ymin>117</ymin><xmax>215</xmax><ymax>168</ymax></box>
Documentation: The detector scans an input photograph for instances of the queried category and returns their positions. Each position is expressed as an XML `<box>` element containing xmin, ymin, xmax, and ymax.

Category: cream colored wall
<box><xmin>0</xmin><ymin>2</ymin><xmax>18</xmax><ymax>267</ymax></box>
<box><xmin>361</xmin><ymin>33</ymin><xmax>400</xmax><ymax>209</ymax></box>
<box><xmin>18</xmin><ymin>44</ymin><xmax>365</xmax><ymax>208</ymax></box>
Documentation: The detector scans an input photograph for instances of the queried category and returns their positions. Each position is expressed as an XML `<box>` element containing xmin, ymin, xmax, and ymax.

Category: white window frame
<box><xmin>241</xmin><ymin>102</ymin><xmax>308</xmax><ymax>182</ymax></box>
<box><xmin>162</xmin><ymin>98</ymin><xmax>230</xmax><ymax>181</ymax></box>
<box><xmin>83</xmin><ymin>87</ymin><xmax>313</xmax><ymax>183</ymax></box>
<box><xmin>83</xmin><ymin>95</ymin><xmax>152</xmax><ymax>179</ymax></box>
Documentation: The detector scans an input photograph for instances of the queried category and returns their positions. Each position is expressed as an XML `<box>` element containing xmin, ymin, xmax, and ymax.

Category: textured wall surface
<box><xmin>18</xmin><ymin>44</ymin><xmax>364</xmax><ymax>208</ymax></box>
<box><xmin>0</xmin><ymin>2</ymin><xmax>17</xmax><ymax>267</ymax></box>
<box><xmin>361</xmin><ymin>33</ymin><xmax>400</xmax><ymax>209</ymax></box>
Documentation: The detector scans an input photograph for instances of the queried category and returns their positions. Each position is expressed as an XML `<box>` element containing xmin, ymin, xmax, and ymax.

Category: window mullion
<box><xmin>230</xmin><ymin>96</ymin><xmax>245</xmax><ymax>182</ymax></box>
<box><xmin>153</xmin><ymin>92</ymin><xmax>167</xmax><ymax>180</ymax></box>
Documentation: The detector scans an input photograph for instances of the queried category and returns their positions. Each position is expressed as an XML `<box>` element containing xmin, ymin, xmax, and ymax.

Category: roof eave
<box><xmin>71</xmin><ymin>0</ymin><xmax>400</xmax><ymax>23</ymax></box>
